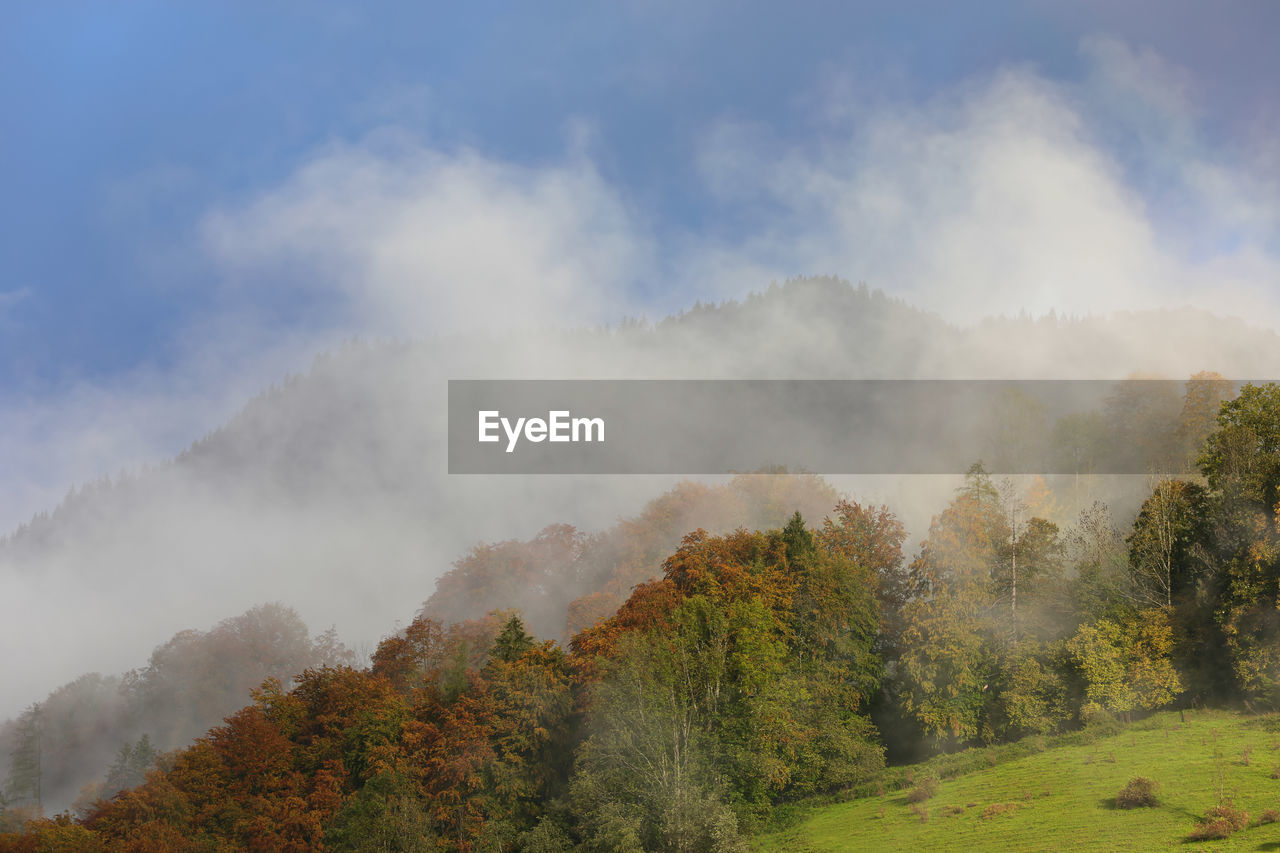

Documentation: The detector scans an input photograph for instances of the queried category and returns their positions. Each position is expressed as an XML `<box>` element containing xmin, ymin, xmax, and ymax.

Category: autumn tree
<box><xmin>897</xmin><ymin>465</ymin><xmax>1007</xmax><ymax>745</ymax></box>
<box><xmin>424</xmin><ymin>524</ymin><xmax>586</xmax><ymax>642</ymax></box>
<box><xmin>992</xmin><ymin>649</ymin><xmax>1071</xmax><ymax>738</ymax></box>
<box><xmin>570</xmin><ymin>523</ymin><xmax>882</xmax><ymax>845</ymax></box>
<box><xmin>1176</xmin><ymin>372</ymin><xmax>1234</xmax><ymax>471</ymax></box>
<box><xmin>1067</xmin><ymin>610</ymin><xmax>1183</xmax><ymax>722</ymax></box>
<box><xmin>816</xmin><ymin>500</ymin><xmax>907</xmax><ymax>655</ymax></box>
<box><xmin>991</xmin><ymin>481</ymin><xmax>1066</xmax><ymax>646</ymax></box>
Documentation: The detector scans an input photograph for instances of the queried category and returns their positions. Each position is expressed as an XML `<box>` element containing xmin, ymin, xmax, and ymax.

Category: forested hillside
<box><xmin>0</xmin><ymin>473</ymin><xmax>837</xmax><ymax>815</ymax></box>
<box><xmin>4</xmin><ymin>378</ymin><xmax>1280</xmax><ymax>850</ymax></box>
<box><xmin>0</xmin><ymin>605</ymin><xmax>354</xmax><ymax>817</ymax></box>
<box><xmin>7</xmin><ymin>281</ymin><xmax>1280</xmax><ymax>723</ymax></box>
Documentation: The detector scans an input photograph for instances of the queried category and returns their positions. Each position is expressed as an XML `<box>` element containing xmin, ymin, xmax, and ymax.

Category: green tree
<box><xmin>325</xmin><ymin>771</ymin><xmax>436</xmax><ymax>852</ymax></box>
<box><xmin>817</xmin><ymin>500</ymin><xmax>907</xmax><ymax>655</ymax></box>
<box><xmin>1196</xmin><ymin>383</ymin><xmax>1280</xmax><ymax>706</ymax></box>
<box><xmin>1198</xmin><ymin>382</ymin><xmax>1280</xmax><ymax>509</ymax></box>
<box><xmin>490</xmin><ymin>615</ymin><xmax>536</xmax><ymax>664</ymax></box>
<box><xmin>898</xmin><ymin>591</ymin><xmax>992</xmax><ymax>745</ymax></box>
<box><xmin>994</xmin><ymin>647</ymin><xmax>1070</xmax><ymax>737</ymax></box>
<box><xmin>1126</xmin><ymin>479</ymin><xmax>1210</xmax><ymax>611</ymax></box>
<box><xmin>898</xmin><ymin>465</ymin><xmax>1007</xmax><ymax>745</ymax></box>
<box><xmin>1067</xmin><ymin>610</ymin><xmax>1182</xmax><ymax>722</ymax></box>
<box><xmin>781</xmin><ymin>510</ymin><xmax>815</xmax><ymax>566</ymax></box>
<box><xmin>571</xmin><ymin>525</ymin><xmax>883</xmax><ymax>844</ymax></box>
<box><xmin>570</xmin><ymin>615</ymin><xmax>745</xmax><ymax>853</ymax></box>
<box><xmin>103</xmin><ymin>733</ymin><xmax>157</xmax><ymax>797</ymax></box>
<box><xmin>993</xmin><ymin>492</ymin><xmax>1065</xmax><ymax>646</ymax></box>
<box><xmin>1066</xmin><ymin>503</ymin><xmax>1132</xmax><ymax>624</ymax></box>
<box><xmin>5</xmin><ymin>704</ymin><xmax>43</xmax><ymax>812</ymax></box>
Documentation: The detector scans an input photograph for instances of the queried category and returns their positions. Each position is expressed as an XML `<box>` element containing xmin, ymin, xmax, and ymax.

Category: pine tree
<box><xmin>5</xmin><ymin>704</ymin><xmax>43</xmax><ymax>812</ymax></box>
<box><xmin>782</xmin><ymin>510</ymin><xmax>815</xmax><ymax>566</ymax></box>
<box><xmin>104</xmin><ymin>733</ymin><xmax>158</xmax><ymax>795</ymax></box>
<box><xmin>490</xmin><ymin>615</ymin><xmax>535</xmax><ymax>664</ymax></box>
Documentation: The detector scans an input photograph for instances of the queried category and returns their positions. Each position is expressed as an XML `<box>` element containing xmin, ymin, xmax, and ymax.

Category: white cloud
<box><xmin>689</xmin><ymin>68</ymin><xmax>1163</xmax><ymax>321</ymax></box>
<box><xmin>686</xmin><ymin>49</ymin><xmax>1280</xmax><ymax>328</ymax></box>
<box><xmin>202</xmin><ymin>133</ymin><xmax>650</xmax><ymax>338</ymax></box>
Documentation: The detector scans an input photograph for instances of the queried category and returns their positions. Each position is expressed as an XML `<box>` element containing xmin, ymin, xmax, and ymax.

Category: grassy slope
<box><xmin>755</xmin><ymin>710</ymin><xmax>1280</xmax><ymax>852</ymax></box>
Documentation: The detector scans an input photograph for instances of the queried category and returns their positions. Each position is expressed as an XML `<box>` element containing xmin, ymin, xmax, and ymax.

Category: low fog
<box><xmin>4</xmin><ymin>39</ymin><xmax>1280</xmax><ymax>766</ymax></box>
<box><xmin>5</xmin><ymin>293</ymin><xmax>1280</xmax><ymax>730</ymax></box>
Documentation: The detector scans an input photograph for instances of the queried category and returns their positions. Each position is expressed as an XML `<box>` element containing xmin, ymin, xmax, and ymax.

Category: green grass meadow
<box><xmin>755</xmin><ymin>710</ymin><xmax>1280</xmax><ymax>852</ymax></box>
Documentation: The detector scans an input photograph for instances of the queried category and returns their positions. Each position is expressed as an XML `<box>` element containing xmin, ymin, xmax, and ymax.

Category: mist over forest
<box><xmin>3</xmin><ymin>279</ymin><xmax>1279</xmax><ymax>823</ymax></box>
<box><xmin>4</xmin><ymin>341</ymin><xmax>1280</xmax><ymax>847</ymax></box>
<box><xmin>7</xmin><ymin>279</ymin><xmax>1280</xmax><ymax>727</ymax></box>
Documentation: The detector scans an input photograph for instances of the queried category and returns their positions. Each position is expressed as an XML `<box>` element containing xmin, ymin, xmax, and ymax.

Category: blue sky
<box><xmin>3</xmin><ymin>1</ymin><xmax>1275</xmax><ymax>384</ymax></box>
<box><xmin>2</xmin><ymin>1</ymin><xmax>1280</xmax><ymax>525</ymax></box>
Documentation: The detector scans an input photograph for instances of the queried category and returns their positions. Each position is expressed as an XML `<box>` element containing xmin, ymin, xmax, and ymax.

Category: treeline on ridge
<box><xmin>0</xmin><ymin>605</ymin><xmax>354</xmax><ymax>821</ymax></box>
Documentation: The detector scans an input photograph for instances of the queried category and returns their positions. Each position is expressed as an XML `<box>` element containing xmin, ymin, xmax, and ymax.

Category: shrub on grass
<box><xmin>1188</xmin><ymin>818</ymin><xmax>1236</xmax><ymax>841</ymax></box>
<box><xmin>1259</xmin><ymin>809</ymin><xmax>1279</xmax><ymax>825</ymax></box>
<box><xmin>1188</xmin><ymin>801</ymin><xmax>1249</xmax><ymax>841</ymax></box>
<box><xmin>909</xmin><ymin>803</ymin><xmax>929</xmax><ymax>823</ymax></box>
<box><xmin>979</xmin><ymin>803</ymin><xmax>1019</xmax><ymax>820</ymax></box>
<box><xmin>1207</xmin><ymin>801</ymin><xmax>1249</xmax><ymax>831</ymax></box>
<box><xmin>905</xmin><ymin>776</ymin><xmax>939</xmax><ymax>804</ymax></box>
<box><xmin>1115</xmin><ymin>777</ymin><xmax>1159</xmax><ymax>809</ymax></box>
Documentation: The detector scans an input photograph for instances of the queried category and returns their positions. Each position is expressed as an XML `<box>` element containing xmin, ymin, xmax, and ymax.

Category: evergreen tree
<box><xmin>103</xmin><ymin>734</ymin><xmax>158</xmax><ymax>796</ymax></box>
<box><xmin>490</xmin><ymin>615</ymin><xmax>535</xmax><ymax>664</ymax></box>
<box><xmin>781</xmin><ymin>511</ymin><xmax>815</xmax><ymax>566</ymax></box>
<box><xmin>5</xmin><ymin>704</ymin><xmax>43</xmax><ymax>812</ymax></box>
